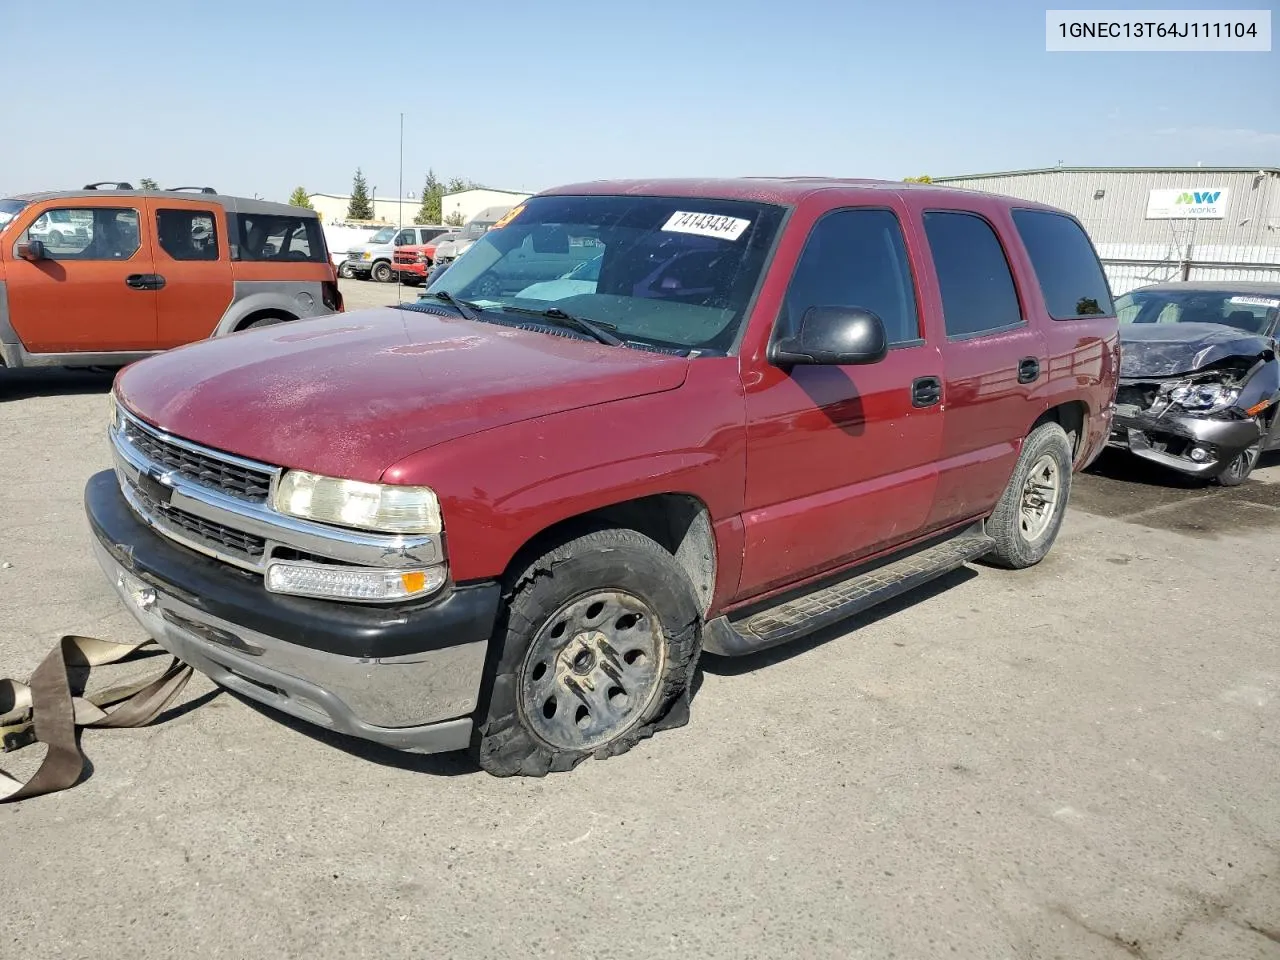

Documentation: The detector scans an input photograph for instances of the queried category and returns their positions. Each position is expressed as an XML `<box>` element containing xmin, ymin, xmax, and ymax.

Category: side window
<box><xmin>423</xmin><ymin>228</ymin><xmax>445</xmax><ymax>242</ymax></box>
<box><xmin>923</xmin><ymin>211</ymin><xmax>1023</xmax><ymax>338</ymax></box>
<box><xmin>781</xmin><ymin>209</ymin><xmax>920</xmax><ymax>345</ymax></box>
<box><xmin>1011</xmin><ymin>209</ymin><xmax>1114</xmax><ymax>319</ymax></box>
<box><xmin>234</xmin><ymin>214</ymin><xmax>324</xmax><ymax>262</ymax></box>
<box><xmin>397</xmin><ymin>230</ymin><xmax>415</xmax><ymax>245</ymax></box>
<box><xmin>25</xmin><ymin>207</ymin><xmax>140</xmax><ymax>261</ymax></box>
<box><xmin>156</xmin><ymin>209</ymin><xmax>219</xmax><ymax>261</ymax></box>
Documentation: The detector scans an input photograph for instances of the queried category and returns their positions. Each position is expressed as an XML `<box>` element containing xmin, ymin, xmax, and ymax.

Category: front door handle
<box><xmin>1018</xmin><ymin>357</ymin><xmax>1040</xmax><ymax>384</ymax></box>
<box><xmin>125</xmin><ymin>273</ymin><xmax>166</xmax><ymax>290</ymax></box>
<box><xmin>911</xmin><ymin>376</ymin><xmax>942</xmax><ymax>408</ymax></box>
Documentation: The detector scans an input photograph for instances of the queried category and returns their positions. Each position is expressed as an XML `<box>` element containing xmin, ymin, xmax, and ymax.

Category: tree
<box><xmin>444</xmin><ymin>210</ymin><xmax>467</xmax><ymax>227</ymax></box>
<box><xmin>139</xmin><ymin>177</ymin><xmax>159</xmax><ymax>190</ymax></box>
<box><xmin>903</xmin><ymin>175</ymin><xmax>933</xmax><ymax>183</ymax></box>
<box><xmin>346</xmin><ymin>168</ymin><xmax>373</xmax><ymax>220</ymax></box>
<box><xmin>288</xmin><ymin>187</ymin><xmax>314</xmax><ymax>209</ymax></box>
<box><xmin>413</xmin><ymin>169</ymin><xmax>443</xmax><ymax>224</ymax></box>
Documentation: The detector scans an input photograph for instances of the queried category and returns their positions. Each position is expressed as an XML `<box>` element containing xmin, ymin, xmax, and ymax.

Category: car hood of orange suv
<box><xmin>114</xmin><ymin>306</ymin><xmax>690</xmax><ymax>482</ymax></box>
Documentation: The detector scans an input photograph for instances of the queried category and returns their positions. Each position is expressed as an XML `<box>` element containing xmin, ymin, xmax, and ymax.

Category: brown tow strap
<box><xmin>0</xmin><ymin>636</ymin><xmax>193</xmax><ymax>803</ymax></box>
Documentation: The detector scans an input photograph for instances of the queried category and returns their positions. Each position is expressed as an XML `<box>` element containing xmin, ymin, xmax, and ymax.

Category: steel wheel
<box><xmin>338</xmin><ymin>261</ymin><xmax>355</xmax><ymax>279</ymax></box>
<box><xmin>517</xmin><ymin>590</ymin><xmax>666</xmax><ymax>752</ymax></box>
<box><xmin>1019</xmin><ymin>454</ymin><xmax>1061</xmax><ymax>541</ymax></box>
<box><xmin>372</xmin><ymin>261</ymin><xmax>393</xmax><ymax>283</ymax></box>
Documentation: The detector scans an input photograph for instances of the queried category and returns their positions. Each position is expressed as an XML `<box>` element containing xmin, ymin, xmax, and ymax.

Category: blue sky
<box><xmin>3</xmin><ymin>0</ymin><xmax>1276</xmax><ymax>202</ymax></box>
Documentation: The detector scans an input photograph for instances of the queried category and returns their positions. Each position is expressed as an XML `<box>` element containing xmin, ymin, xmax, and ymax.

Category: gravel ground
<box><xmin>2</xmin><ymin>281</ymin><xmax>1278</xmax><ymax>960</ymax></box>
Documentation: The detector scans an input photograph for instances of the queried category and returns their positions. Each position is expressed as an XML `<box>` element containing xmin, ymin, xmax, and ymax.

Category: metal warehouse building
<box><xmin>933</xmin><ymin>167</ymin><xmax>1280</xmax><ymax>295</ymax></box>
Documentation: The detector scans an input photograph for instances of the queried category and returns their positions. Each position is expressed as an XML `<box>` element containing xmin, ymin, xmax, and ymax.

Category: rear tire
<box><xmin>982</xmin><ymin>421</ymin><xmax>1073</xmax><ymax>570</ymax></box>
<box><xmin>476</xmin><ymin>528</ymin><xmax>703</xmax><ymax>777</ymax></box>
<box><xmin>241</xmin><ymin>313</ymin><xmax>292</xmax><ymax>330</ymax></box>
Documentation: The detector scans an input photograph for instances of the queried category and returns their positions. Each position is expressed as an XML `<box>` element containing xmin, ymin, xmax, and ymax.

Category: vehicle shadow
<box><xmin>1082</xmin><ymin>448</ymin><xmax>1208</xmax><ymax>489</ymax></box>
<box><xmin>224</xmin><ymin>690</ymin><xmax>480</xmax><ymax>777</ymax></box>
<box><xmin>695</xmin><ymin>565</ymin><xmax>978</xmax><ymax>682</ymax></box>
<box><xmin>0</xmin><ymin>367</ymin><xmax>117</xmax><ymax>401</ymax></box>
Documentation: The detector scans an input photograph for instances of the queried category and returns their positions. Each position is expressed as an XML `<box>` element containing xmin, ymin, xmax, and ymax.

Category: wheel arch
<box><xmin>1030</xmin><ymin>399</ymin><xmax>1088</xmax><ymax>459</ymax></box>
<box><xmin>499</xmin><ymin>493</ymin><xmax>718</xmax><ymax>616</ymax></box>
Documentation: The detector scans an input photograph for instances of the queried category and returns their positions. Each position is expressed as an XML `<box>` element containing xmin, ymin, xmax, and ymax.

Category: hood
<box><xmin>116</xmin><ymin>307</ymin><xmax>690</xmax><ymax>482</ymax></box>
<box><xmin>1119</xmin><ymin>322</ymin><xmax>1273</xmax><ymax>378</ymax></box>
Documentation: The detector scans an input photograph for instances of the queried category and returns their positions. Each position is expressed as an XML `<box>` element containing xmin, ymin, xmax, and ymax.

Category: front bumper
<box><xmin>86</xmin><ymin>470</ymin><xmax>500</xmax><ymax>754</ymax></box>
<box><xmin>1108</xmin><ymin>407</ymin><xmax>1262</xmax><ymax>478</ymax></box>
<box><xmin>391</xmin><ymin>261</ymin><xmax>427</xmax><ymax>278</ymax></box>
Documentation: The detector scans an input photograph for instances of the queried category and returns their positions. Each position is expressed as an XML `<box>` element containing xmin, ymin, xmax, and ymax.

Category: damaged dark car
<box><xmin>1109</xmin><ymin>282</ymin><xmax>1280</xmax><ymax>486</ymax></box>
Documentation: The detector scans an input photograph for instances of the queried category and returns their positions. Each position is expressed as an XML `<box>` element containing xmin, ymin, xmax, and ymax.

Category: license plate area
<box><xmin>137</xmin><ymin>470</ymin><xmax>174</xmax><ymax>506</ymax></box>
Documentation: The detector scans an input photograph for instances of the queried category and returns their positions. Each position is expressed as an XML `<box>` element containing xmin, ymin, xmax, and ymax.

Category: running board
<box><xmin>702</xmin><ymin>524</ymin><xmax>995</xmax><ymax>657</ymax></box>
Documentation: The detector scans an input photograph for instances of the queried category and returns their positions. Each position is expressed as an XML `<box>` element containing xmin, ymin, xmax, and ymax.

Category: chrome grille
<box><xmin>127</xmin><ymin>476</ymin><xmax>267</xmax><ymax>562</ymax></box>
<box><xmin>123</xmin><ymin>417</ymin><xmax>275</xmax><ymax>501</ymax></box>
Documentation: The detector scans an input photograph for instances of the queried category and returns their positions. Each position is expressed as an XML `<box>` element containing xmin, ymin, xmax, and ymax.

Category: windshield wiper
<box><xmin>500</xmin><ymin>305</ymin><xmax>623</xmax><ymax>346</ymax></box>
<box><xmin>432</xmin><ymin>290</ymin><xmax>482</xmax><ymax>323</ymax></box>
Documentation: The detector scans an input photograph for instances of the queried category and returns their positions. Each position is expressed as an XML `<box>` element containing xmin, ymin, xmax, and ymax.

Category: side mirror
<box><xmin>769</xmin><ymin>306</ymin><xmax>889</xmax><ymax>366</ymax></box>
<box><xmin>17</xmin><ymin>239</ymin><xmax>47</xmax><ymax>261</ymax></box>
<box><xmin>531</xmin><ymin>225</ymin><xmax>569</xmax><ymax>254</ymax></box>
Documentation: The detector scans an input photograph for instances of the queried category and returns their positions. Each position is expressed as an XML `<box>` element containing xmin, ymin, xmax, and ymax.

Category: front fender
<box><xmin>380</xmin><ymin>359</ymin><xmax>748</xmax><ymax>589</ymax></box>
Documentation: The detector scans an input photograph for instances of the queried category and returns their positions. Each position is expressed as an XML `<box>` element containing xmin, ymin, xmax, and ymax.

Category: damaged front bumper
<box><xmin>1108</xmin><ymin>406</ymin><xmax>1261</xmax><ymax>478</ymax></box>
<box><xmin>85</xmin><ymin>471</ymin><xmax>500</xmax><ymax>755</ymax></box>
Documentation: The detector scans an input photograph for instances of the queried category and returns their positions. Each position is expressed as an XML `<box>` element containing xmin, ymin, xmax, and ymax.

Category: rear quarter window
<box><xmin>1012</xmin><ymin>209</ymin><xmax>1114</xmax><ymax>319</ymax></box>
<box><xmin>232</xmin><ymin>212</ymin><xmax>327</xmax><ymax>263</ymax></box>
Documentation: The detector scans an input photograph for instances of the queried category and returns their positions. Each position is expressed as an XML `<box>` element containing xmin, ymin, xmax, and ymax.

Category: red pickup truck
<box><xmin>87</xmin><ymin>178</ymin><xmax>1119</xmax><ymax>777</ymax></box>
<box><xmin>390</xmin><ymin>230</ymin><xmax>458</xmax><ymax>286</ymax></box>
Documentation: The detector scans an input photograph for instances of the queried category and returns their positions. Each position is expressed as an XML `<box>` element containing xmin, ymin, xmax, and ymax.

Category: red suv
<box><xmin>87</xmin><ymin>178</ymin><xmax>1119</xmax><ymax>777</ymax></box>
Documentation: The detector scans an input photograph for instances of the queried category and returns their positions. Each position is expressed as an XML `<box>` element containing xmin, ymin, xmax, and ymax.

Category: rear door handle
<box><xmin>1018</xmin><ymin>357</ymin><xmax>1040</xmax><ymax>384</ymax></box>
<box><xmin>911</xmin><ymin>376</ymin><xmax>942</xmax><ymax>408</ymax></box>
<box><xmin>125</xmin><ymin>273</ymin><xmax>166</xmax><ymax>290</ymax></box>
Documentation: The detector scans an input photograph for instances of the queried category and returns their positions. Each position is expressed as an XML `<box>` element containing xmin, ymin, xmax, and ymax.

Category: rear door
<box><xmin>4</xmin><ymin>198</ymin><xmax>157</xmax><ymax>353</ymax></box>
<box><xmin>148</xmin><ymin>198</ymin><xmax>234</xmax><ymax>348</ymax></box>
<box><xmin>910</xmin><ymin>204</ymin><xmax>1048</xmax><ymax>532</ymax></box>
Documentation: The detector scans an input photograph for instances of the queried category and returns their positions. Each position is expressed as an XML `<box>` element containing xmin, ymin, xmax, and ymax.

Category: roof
<box><xmin>9</xmin><ymin>189</ymin><xmax>310</xmax><ymax>217</ymax></box>
<box><xmin>1124</xmin><ymin>280</ymin><xmax>1280</xmax><ymax>296</ymax></box>
<box><xmin>536</xmin><ymin>176</ymin><xmax>1063</xmax><ymax>209</ymax></box>
<box><xmin>935</xmin><ymin>166</ymin><xmax>1280</xmax><ymax>181</ymax></box>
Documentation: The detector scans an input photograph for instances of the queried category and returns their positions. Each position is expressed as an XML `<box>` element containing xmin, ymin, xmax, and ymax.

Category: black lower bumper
<box><xmin>85</xmin><ymin>470</ymin><xmax>502</xmax><ymax>753</ymax></box>
<box><xmin>1108</xmin><ymin>410</ymin><xmax>1261</xmax><ymax>478</ymax></box>
<box><xmin>85</xmin><ymin>470</ymin><xmax>500</xmax><ymax>660</ymax></box>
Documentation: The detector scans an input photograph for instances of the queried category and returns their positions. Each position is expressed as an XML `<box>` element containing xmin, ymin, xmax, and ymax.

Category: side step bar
<box><xmin>702</xmin><ymin>524</ymin><xmax>995</xmax><ymax>657</ymax></box>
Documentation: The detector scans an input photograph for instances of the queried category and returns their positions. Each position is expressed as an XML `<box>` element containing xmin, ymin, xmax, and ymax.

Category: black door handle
<box><xmin>125</xmin><ymin>273</ymin><xmax>166</xmax><ymax>290</ymax></box>
<box><xmin>911</xmin><ymin>376</ymin><xmax>942</xmax><ymax>408</ymax></box>
<box><xmin>1018</xmin><ymin>357</ymin><xmax>1040</xmax><ymax>384</ymax></box>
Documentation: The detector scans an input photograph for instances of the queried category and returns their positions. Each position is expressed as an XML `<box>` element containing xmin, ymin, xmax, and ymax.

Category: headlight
<box><xmin>361</xmin><ymin>252</ymin><xmax>372</xmax><ymax>260</ymax></box>
<box><xmin>273</xmin><ymin>470</ymin><xmax>442</xmax><ymax>535</ymax></box>
<box><xmin>1167</xmin><ymin>381</ymin><xmax>1240</xmax><ymax>414</ymax></box>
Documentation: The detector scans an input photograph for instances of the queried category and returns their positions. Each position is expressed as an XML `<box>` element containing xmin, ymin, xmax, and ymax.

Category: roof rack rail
<box><xmin>84</xmin><ymin>181</ymin><xmax>134</xmax><ymax>190</ymax></box>
<box><xmin>164</xmin><ymin>186</ymin><xmax>218</xmax><ymax>194</ymax></box>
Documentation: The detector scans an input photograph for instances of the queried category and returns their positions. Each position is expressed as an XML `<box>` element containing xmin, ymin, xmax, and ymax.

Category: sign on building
<box><xmin>1145</xmin><ymin>188</ymin><xmax>1228</xmax><ymax>219</ymax></box>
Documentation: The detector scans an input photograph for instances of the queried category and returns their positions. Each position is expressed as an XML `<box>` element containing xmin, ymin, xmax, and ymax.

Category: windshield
<box><xmin>460</xmin><ymin>220</ymin><xmax>494</xmax><ymax>240</ymax></box>
<box><xmin>369</xmin><ymin>227</ymin><xmax>397</xmax><ymax>244</ymax></box>
<box><xmin>1115</xmin><ymin>289</ymin><xmax>1279</xmax><ymax>335</ymax></box>
<box><xmin>426</xmin><ymin>194</ymin><xmax>786</xmax><ymax>353</ymax></box>
<box><xmin>0</xmin><ymin>199</ymin><xmax>28</xmax><ymax>234</ymax></box>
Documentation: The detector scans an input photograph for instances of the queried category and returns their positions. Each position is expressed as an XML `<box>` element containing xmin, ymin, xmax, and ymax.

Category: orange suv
<box><xmin>0</xmin><ymin>182</ymin><xmax>342</xmax><ymax>369</ymax></box>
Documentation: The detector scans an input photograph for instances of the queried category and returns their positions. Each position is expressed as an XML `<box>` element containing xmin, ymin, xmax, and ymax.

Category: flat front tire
<box><xmin>1212</xmin><ymin>418</ymin><xmax>1265</xmax><ymax>487</ymax></box>
<box><xmin>476</xmin><ymin>528</ymin><xmax>703</xmax><ymax>777</ymax></box>
<box><xmin>983</xmin><ymin>421</ymin><xmax>1073</xmax><ymax>569</ymax></box>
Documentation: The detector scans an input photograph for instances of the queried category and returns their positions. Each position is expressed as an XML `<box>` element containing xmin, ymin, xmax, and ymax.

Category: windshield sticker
<box><xmin>661</xmin><ymin>211</ymin><xmax>751</xmax><ymax>241</ymax></box>
<box><xmin>489</xmin><ymin>205</ymin><xmax>524</xmax><ymax>231</ymax></box>
<box><xmin>1228</xmin><ymin>296</ymin><xmax>1280</xmax><ymax>308</ymax></box>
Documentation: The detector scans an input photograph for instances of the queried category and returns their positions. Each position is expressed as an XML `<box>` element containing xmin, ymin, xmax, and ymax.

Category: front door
<box><xmin>148</xmin><ymin>199</ymin><xmax>234</xmax><ymax>347</ymax></box>
<box><xmin>738</xmin><ymin>205</ymin><xmax>944</xmax><ymax>601</ymax></box>
<box><xmin>5</xmin><ymin>200</ymin><xmax>157</xmax><ymax>354</ymax></box>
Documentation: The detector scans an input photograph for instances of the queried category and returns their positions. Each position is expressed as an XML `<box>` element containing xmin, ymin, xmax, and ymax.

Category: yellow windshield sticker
<box><xmin>490</xmin><ymin>205</ymin><xmax>525</xmax><ymax>230</ymax></box>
